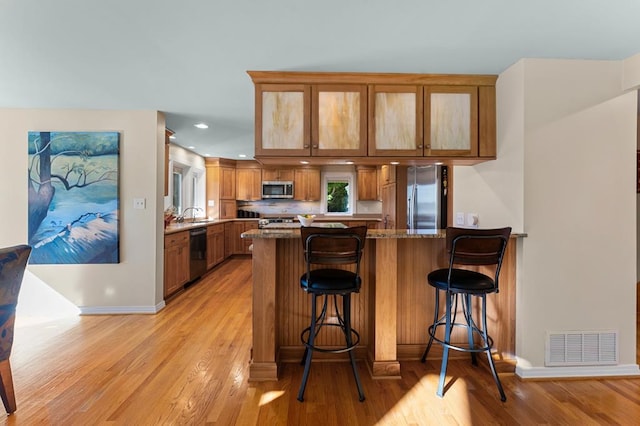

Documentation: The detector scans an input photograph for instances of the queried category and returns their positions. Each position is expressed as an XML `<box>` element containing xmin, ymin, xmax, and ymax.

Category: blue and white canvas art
<box><xmin>27</xmin><ymin>131</ymin><xmax>120</xmax><ymax>264</ymax></box>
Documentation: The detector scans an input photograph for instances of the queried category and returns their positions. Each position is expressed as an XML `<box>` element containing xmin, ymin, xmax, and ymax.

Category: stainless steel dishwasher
<box><xmin>189</xmin><ymin>227</ymin><xmax>207</xmax><ymax>281</ymax></box>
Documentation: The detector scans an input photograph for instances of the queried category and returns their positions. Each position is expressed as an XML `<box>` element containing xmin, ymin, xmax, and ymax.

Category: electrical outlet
<box><xmin>207</xmin><ymin>200</ymin><xmax>215</xmax><ymax>207</ymax></box>
<box><xmin>466</xmin><ymin>213</ymin><xmax>479</xmax><ymax>228</ymax></box>
<box><xmin>456</xmin><ymin>212</ymin><xmax>465</xmax><ymax>226</ymax></box>
<box><xmin>133</xmin><ymin>198</ymin><xmax>146</xmax><ymax>210</ymax></box>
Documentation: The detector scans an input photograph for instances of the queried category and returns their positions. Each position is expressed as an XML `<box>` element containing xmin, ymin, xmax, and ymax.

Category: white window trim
<box><xmin>321</xmin><ymin>171</ymin><xmax>354</xmax><ymax>216</ymax></box>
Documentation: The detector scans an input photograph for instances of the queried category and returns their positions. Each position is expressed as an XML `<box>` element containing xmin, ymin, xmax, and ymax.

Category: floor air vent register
<box><xmin>545</xmin><ymin>330</ymin><xmax>618</xmax><ymax>366</ymax></box>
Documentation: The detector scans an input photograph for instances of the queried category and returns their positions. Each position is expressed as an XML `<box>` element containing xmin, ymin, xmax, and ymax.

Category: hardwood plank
<box><xmin>8</xmin><ymin>257</ymin><xmax>640</xmax><ymax>424</ymax></box>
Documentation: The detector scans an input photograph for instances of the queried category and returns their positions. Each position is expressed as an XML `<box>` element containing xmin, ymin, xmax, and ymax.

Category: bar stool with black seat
<box><xmin>297</xmin><ymin>225</ymin><xmax>367</xmax><ymax>402</ymax></box>
<box><xmin>421</xmin><ymin>226</ymin><xmax>511</xmax><ymax>401</ymax></box>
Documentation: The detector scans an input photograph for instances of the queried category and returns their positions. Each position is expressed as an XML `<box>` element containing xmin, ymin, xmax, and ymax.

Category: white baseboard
<box><xmin>79</xmin><ymin>301</ymin><xmax>166</xmax><ymax>315</ymax></box>
<box><xmin>516</xmin><ymin>364</ymin><xmax>640</xmax><ymax>379</ymax></box>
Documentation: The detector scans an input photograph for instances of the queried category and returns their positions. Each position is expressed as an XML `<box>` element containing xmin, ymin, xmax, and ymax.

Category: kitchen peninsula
<box><xmin>243</xmin><ymin>227</ymin><xmax>524</xmax><ymax>381</ymax></box>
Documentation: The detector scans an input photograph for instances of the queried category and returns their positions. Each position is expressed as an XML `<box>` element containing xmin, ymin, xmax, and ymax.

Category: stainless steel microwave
<box><xmin>262</xmin><ymin>181</ymin><xmax>294</xmax><ymax>199</ymax></box>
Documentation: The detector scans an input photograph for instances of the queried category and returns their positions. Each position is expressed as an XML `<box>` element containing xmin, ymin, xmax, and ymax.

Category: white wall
<box><xmin>455</xmin><ymin>58</ymin><xmax>639</xmax><ymax>377</ymax></box>
<box><xmin>0</xmin><ymin>109</ymin><xmax>165</xmax><ymax>313</ymax></box>
<box><xmin>453</xmin><ymin>60</ymin><xmax>525</xmax><ymax>232</ymax></box>
<box><xmin>623</xmin><ymin>52</ymin><xmax>640</xmax><ymax>90</ymax></box>
<box><xmin>166</xmin><ymin>144</ymin><xmax>206</xmax><ymax>216</ymax></box>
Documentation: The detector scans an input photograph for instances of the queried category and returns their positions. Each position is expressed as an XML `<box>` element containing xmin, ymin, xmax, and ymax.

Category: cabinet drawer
<box><xmin>165</xmin><ymin>231</ymin><xmax>189</xmax><ymax>248</ymax></box>
<box><xmin>207</xmin><ymin>224</ymin><xmax>224</xmax><ymax>235</ymax></box>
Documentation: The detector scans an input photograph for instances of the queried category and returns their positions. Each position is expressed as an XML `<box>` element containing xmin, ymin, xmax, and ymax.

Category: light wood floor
<box><xmin>6</xmin><ymin>257</ymin><xmax>640</xmax><ymax>425</ymax></box>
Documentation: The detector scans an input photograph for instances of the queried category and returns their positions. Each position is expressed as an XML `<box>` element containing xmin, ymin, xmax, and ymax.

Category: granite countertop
<box><xmin>165</xmin><ymin>216</ymin><xmax>381</xmax><ymax>235</ymax></box>
<box><xmin>165</xmin><ymin>218</ymin><xmax>259</xmax><ymax>234</ymax></box>
<box><xmin>242</xmin><ymin>228</ymin><xmax>527</xmax><ymax>239</ymax></box>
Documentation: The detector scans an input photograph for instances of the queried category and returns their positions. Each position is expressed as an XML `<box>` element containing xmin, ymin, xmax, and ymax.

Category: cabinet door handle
<box><xmin>304</xmin><ymin>144</ymin><xmax>309</xmax><ymax>148</ymax></box>
<box><xmin>312</xmin><ymin>144</ymin><xmax>318</xmax><ymax>149</ymax></box>
<box><xmin>426</xmin><ymin>144</ymin><xmax>431</xmax><ymax>149</ymax></box>
<box><xmin>417</xmin><ymin>144</ymin><xmax>423</xmax><ymax>149</ymax></box>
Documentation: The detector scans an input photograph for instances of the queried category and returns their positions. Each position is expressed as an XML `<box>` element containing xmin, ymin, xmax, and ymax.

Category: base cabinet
<box><xmin>242</xmin><ymin>222</ymin><xmax>259</xmax><ymax>253</ymax></box>
<box><xmin>164</xmin><ymin>231</ymin><xmax>190</xmax><ymax>298</ymax></box>
<box><xmin>206</xmin><ymin>224</ymin><xmax>225</xmax><ymax>269</ymax></box>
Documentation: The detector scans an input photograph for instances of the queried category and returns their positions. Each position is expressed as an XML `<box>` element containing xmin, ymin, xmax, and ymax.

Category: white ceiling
<box><xmin>1</xmin><ymin>0</ymin><xmax>639</xmax><ymax>159</ymax></box>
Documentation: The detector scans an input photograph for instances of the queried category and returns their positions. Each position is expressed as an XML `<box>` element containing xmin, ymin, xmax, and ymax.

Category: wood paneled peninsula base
<box><xmin>242</xmin><ymin>228</ymin><xmax>524</xmax><ymax>381</ymax></box>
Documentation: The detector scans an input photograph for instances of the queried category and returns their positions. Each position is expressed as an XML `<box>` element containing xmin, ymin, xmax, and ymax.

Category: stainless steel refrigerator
<box><xmin>406</xmin><ymin>165</ymin><xmax>447</xmax><ymax>230</ymax></box>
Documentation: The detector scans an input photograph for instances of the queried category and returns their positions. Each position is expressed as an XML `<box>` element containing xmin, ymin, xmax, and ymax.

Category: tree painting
<box><xmin>28</xmin><ymin>131</ymin><xmax>120</xmax><ymax>264</ymax></box>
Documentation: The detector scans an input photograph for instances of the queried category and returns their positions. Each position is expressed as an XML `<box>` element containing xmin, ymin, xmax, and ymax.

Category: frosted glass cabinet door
<box><xmin>368</xmin><ymin>85</ymin><xmax>423</xmax><ymax>156</ymax></box>
<box><xmin>255</xmin><ymin>84</ymin><xmax>311</xmax><ymax>156</ymax></box>
<box><xmin>312</xmin><ymin>84</ymin><xmax>367</xmax><ymax>156</ymax></box>
<box><xmin>424</xmin><ymin>86</ymin><xmax>478</xmax><ymax>157</ymax></box>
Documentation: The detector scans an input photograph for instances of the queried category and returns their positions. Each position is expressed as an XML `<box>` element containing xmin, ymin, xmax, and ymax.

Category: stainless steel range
<box><xmin>258</xmin><ymin>217</ymin><xmax>296</xmax><ymax>229</ymax></box>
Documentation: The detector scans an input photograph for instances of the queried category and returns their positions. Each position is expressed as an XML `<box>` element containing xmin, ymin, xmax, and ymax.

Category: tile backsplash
<box><xmin>237</xmin><ymin>200</ymin><xmax>381</xmax><ymax>216</ymax></box>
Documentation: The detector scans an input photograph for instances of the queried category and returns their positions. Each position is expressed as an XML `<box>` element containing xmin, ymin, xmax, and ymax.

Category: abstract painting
<box><xmin>27</xmin><ymin>131</ymin><xmax>120</xmax><ymax>264</ymax></box>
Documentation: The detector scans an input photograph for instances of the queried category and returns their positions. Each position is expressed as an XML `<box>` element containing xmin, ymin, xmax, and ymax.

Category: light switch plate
<box><xmin>456</xmin><ymin>212</ymin><xmax>465</xmax><ymax>226</ymax></box>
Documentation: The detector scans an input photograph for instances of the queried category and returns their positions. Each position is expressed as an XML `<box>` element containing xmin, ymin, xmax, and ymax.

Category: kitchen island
<box><xmin>242</xmin><ymin>227</ymin><xmax>524</xmax><ymax>381</ymax></box>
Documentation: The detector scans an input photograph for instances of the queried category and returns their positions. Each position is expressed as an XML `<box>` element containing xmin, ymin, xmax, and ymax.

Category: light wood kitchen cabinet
<box><xmin>249</xmin><ymin>75</ymin><xmax>368</xmax><ymax>158</ymax></box>
<box><xmin>253</xmin><ymin>83</ymin><xmax>311</xmax><ymax>157</ymax></box>
<box><xmin>227</xmin><ymin>221</ymin><xmax>259</xmax><ymax>255</ymax></box>
<box><xmin>262</xmin><ymin>168</ymin><xmax>294</xmax><ymax>182</ymax></box>
<box><xmin>248</xmin><ymin>72</ymin><xmax>497</xmax><ymax>164</ymax></box>
<box><xmin>356</xmin><ymin>166</ymin><xmax>378</xmax><ymax>201</ymax></box>
<box><xmin>424</xmin><ymin>86</ymin><xmax>478</xmax><ymax>157</ymax></box>
<box><xmin>368</xmin><ymin>85</ymin><xmax>423</xmax><ymax>157</ymax></box>
<box><xmin>236</xmin><ymin>162</ymin><xmax>262</xmax><ymax>201</ymax></box>
<box><xmin>294</xmin><ymin>168</ymin><xmax>321</xmax><ymax>201</ymax></box>
<box><xmin>380</xmin><ymin>183</ymin><xmax>397</xmax><ymax>229</ymax></box>
<box><xmin>369</xmin><ymin>84</ymin><xmax>486</xmax><ymax>159</ymax></box>
<box><xmin>380</xmin><ymin>164</ymin><xmax>396</xmax><ymax>185</ymax></box>
<box><xmin>206</xmin><ymin>158</ymin><xmax>236</xmax><ymax>219</ymax></box>
<box><xmin>220</xmin><ymin>167</ymin><xmax>236</xmax><ymax>199</ymax></box>
<box><xmin>219</xmin><ymin>200</ymin><xmax>236</xmax><ymax>220</ymax></box>
<box><xmin>241</xmin><ymin>221</ymin><xmax>259</xmax><ymax>254</ymax></box>
<box><xmin>224</xmin><ymin>222</ymin><xmax>234</xmax><ymax>258</ymax></box>
<box><xmin>206</xmin><ymin>224</ymin><xmax>225</xmax><ymax>269</ymax></box>
<box><xmin>311</xmin><ymin>84</ymin><xmax>367</xmax><ymax>156</ymax></box>
<box><xmin>164</xmin><ymin>231</ymin><xmax>190</xmax><ymax>297</ymax></box>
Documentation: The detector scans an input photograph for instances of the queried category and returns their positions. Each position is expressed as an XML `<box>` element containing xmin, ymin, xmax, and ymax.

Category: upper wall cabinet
<box><xmin>368</xmin><ymin>85</ymin><xmax>423</xmax><ymax>157</ymax></box>
<box><xmin>312</xmin><ymin>84</ymin><xmax>367</xmax><ymax>156</ymax></box>
<box><xmin>424</xmin><ymin>86</ymin><xmax>478</xmax><ymax>157</ymax></box>
<box><xmin>255</xmin><ymin>84</ymin><xmax>311</xmax><ymax>157</ymax></box>
<box><xmin>248</xmin><ymin>71</ymin><xmax>497</xmax><ymax>164</ymax></box>
<box><xmin>368</xmin><ymin>85</ymin><xmax>479</xmax><ymax>158</ymax></box>
<box><xmin>253</xmin><ymin>82</ymin><xmax>367</xmax><ymax>157</ymax></box>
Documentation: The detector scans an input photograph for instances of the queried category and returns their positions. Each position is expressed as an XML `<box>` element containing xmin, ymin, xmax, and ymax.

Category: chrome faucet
<box><xmin>179</xmin><ymin>207</ymin><xmax>203</xmax><ymax>223</ymax></box>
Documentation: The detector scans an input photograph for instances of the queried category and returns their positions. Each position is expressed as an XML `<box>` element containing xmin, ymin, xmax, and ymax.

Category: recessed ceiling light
<box><xmin>345</xmin><ymin>161</ymin><xmax>354</xmax><ymax>165</ymax></box>
<box><xmin>390</xmin><ymin>161</ymin><xmax>400</xmax><ymax>165</ymax></box>
<box><xmin>238</xmin><ymin>154</ymin><xmax>247</xmax><ymax>158</ymax></box>
<box><xmin>300</xmin><ymin>160</ymin><xmax>309</xmax><ymax>164</ymax></box>
<box><xmin>194</xmin><ymin>123</ymin><xmax>209</xmax><ymax>129</ymax></box>
<box><xmin>204</xmin><ymin>153</ymin><xmax>210</xmax><ymax>157</ymax></box>
<box><xmin>188</xmin><ymin>146</ymin><xmax>195</xmax><ymax>149</ymax></box>
<box><xmin>169</xmin><ymin>135</ymin><xmax>176</xmax><ymax>140</ymax></box>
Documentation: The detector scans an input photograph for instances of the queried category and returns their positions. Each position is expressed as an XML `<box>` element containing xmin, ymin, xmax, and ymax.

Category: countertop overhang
<box><xmin>242</xmin><ymin>228</ymin><xmax>527</xmax><ymax>239</ymax></box>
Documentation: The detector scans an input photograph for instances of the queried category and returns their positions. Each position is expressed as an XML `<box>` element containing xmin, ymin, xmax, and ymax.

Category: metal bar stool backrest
<box><xmin>446</xmin><ymin>226</ymin><xmax>512</xmax><ymax>289</ymax></box>
<box><xmin>301</xmin><ymin>225</ymin><xmax>367</xmax><ymax>275</ymax></box>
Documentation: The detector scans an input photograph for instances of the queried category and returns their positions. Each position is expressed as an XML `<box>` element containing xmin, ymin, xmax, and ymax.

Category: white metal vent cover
<box><xmin>545</xmin><ymin>330</ymin><xmax>618</xmax><ymax>366</ymax></box>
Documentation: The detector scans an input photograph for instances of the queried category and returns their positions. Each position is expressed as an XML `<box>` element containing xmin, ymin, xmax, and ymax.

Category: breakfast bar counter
<box><xmin>242</xmin><ymin>228</ymin><xmax>524</xmax><ymax>381</ymax></box>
